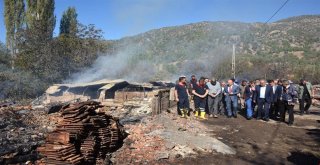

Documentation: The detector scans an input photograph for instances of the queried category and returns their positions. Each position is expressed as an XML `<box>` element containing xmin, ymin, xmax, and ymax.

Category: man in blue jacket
<box><xmin>224</xmin><ymin>79</ymin><xmax>240</xmax><ymax>118</ymax></box>
<box><xmin>254</xmin><ymin>79</ymin><xmax>273</xmax><ymax>121</ymax></box>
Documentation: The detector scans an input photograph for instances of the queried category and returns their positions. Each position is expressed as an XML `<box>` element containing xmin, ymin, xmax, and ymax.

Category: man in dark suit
<box><xmin>224</xmin><ymin>79</ymin><xmax>240</xmax><ymax>118</ymax></box>
<box><xmin>273</xmin><ymin>80</ymin><xmax>283</xmax><ymax>119</ymax></box>
<box><xmin>254</xmin><ymin>79</ymin><xmax>273</xmax><ymax>121</ymax></box>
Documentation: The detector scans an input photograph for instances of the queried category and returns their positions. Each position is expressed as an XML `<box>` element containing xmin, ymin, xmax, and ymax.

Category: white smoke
<box><xmin>66</xmin><ymin>45</ymin><xmax>157</xmax><ymax>83</ymax></box>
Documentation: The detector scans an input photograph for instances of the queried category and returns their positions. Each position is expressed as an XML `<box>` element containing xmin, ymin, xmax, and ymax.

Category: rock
<box><xmin>147</xmin><ymin>130</ymin><xmax>162</xmax><ymax>136</ymax></box>
<box><xmin>46</xmin><ymin>126</ymin><xmax>54</xmax><ymax>132</ymax></box>
<box><xmin>217</xmin><ymin>137</ymin><xmax>223</xmax><ymax>140</ymax></box>
<box><xmin>120</xmin><ymin>116</ymin><xmax>141</xmax><ymax>124</ymax></box>
<box><xmin>31</xmin><ymin>135</ymin><xmax>37</xmax><ymax>139</ymax></box>
<box><xmin>17</xmin><ymin>110</ymin><xmax>29</xmax><ymax>114</ymax></box>
<box><xmin>209</xmin><ymin>139</ymin><xmax>236</xmax><ymax>155</ymax></box>
<box><xmin>155</xmin><ymin>152</ymin><xmax>169</xmax><ymax>160</ymax></box>
<box><xmin>165</xmin><ymin>142</ymin><xmax>175</xmax><ymax>150</ymax></box>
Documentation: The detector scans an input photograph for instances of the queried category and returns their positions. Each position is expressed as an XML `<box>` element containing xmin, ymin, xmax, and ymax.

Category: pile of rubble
<box><xmin>112</xmin><ymin>119</ymin><xmax>166</xmax><ymax>164</ymax></box>
<box><xmin>36</xmin><ymin>101</ymin><xmax>126</xmax><ymax>165</ymax></box>
<box><xmin>0</xmin><ymin>105</ymin><xmax>59</xmax><ymax>164</ymax></box>
<box><xmin>112</xmin><ymin>107</ymin><xmax>236</xmax><ymax>164</ymax></box>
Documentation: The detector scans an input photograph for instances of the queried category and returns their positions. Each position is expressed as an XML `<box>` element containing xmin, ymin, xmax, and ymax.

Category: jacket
<box><xmin>281</xmin><ymin>84</ymin><xmax>298</xmax><ymax>104</ymax></box>
<box><xmin>254</xmin><ymin>85</ymin><xmax>273</xmax><ymax>103</ymax></box>
<box><xmin>224</xmin><ymin>84</ymin><xmax>240</xmax><ymax>101</ymax></box>
<box><xmin>297</xmin><ymin>82</ymin><xmax>312</xmax><ymax>99</ymax></box>
<box><xmin>274</xmin><ymin>85</ymin><xmax>283</xmax><ymax>102</ymax></box>
<box><xmin>244</xmin><ymin>86</ymin><xmax>254</xmax><ymax>100</ymax></box>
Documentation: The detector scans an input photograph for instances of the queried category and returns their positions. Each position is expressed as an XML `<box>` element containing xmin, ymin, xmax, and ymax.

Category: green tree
<box><xmin>4</xmin><ymin>0</ymin><xmax>25</xmax><ymax>70</ymax></box>
<box><xmin>26</xmin><ymin>0</ymin><xmax>56</xmax><ymax>41</ymax></box>
<box><xmin>59</xmin><ymin>7</ymin><xmax>78</xmax><ymax>36</ymax></box>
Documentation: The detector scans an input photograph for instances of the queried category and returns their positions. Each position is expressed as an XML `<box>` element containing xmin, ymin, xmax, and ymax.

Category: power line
<box><xmin>264</xmin><ymin>0</ymin><xmax>290</xmax><ymax>24</ymax></box>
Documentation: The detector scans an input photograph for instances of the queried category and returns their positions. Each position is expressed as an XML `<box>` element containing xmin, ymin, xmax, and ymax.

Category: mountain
<box><xmin>77</xmin><ymin>15</ymin><xmax>320</xmax><ymax>83</ymax></box>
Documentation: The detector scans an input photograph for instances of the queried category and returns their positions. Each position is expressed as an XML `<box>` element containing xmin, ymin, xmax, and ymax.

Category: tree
<box><xmin>26</xmin><ymin>0</ymin><xmax>56</xmax><ymax>41</ymax></box>
<box><xmin>4</xmin><ymin>0</ymin><xmax>25</xmax><ymax>70</ymax></box>
<box><xmin>59</xmin><ymin>7</ymin><xmax>78</xmax><ymax>37</ymax></box>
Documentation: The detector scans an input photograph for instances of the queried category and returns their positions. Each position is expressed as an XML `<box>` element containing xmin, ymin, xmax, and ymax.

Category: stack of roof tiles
<box><xmin>36</xmin><ymin>101</ymin><xmax>125</xmax><ymax>165</ymax></box>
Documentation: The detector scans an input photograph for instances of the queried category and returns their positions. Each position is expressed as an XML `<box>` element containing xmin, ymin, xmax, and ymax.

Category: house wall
<box><xmin>113</xmin><ymin>91</ymin><xmax>155</xmax><ymax>102</ymax></box>
<box><xmin>45</xmin><ymin>93</ymin><xmax>90</xmax><ymax>104</ymax></box>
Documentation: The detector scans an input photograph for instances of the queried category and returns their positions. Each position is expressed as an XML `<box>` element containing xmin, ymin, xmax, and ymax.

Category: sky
<box><xmin>0</xmin><ymin>0</ymin><xmax>320</xmax><ymax>43</ymax></box>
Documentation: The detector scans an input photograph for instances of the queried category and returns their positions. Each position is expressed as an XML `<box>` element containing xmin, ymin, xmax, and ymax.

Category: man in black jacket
<box><xmin>254</xmin><ymin>79</ymin><xmax>273</xmax><ymax>121</ymax></box>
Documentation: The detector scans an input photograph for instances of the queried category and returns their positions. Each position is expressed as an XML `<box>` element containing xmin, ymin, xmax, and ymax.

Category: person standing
<box><xmin>273</xmin><ymin>79</ymin><xmax>283</xmax><ymax>119</ymax></box>
<box><xmin>219</xmin><ymin>81</ymin><xmax>227</xmax><ymax>115</ymax></box>
<box><xmin>269</xmin><ymin>80</ymin><xmax>278</xmax><ymax>119</ymax></box>
<box><xmin>207</xmin><ymin>77</ymin><xmax>222</xmax><ymax>118</ymax></box>
<box><xmin>298</xmin><ymin>78</ymin><xmax>313</xmax><ymax>115</ymax></box>
<box><xmin>239</xmin><ymin>80</ymin><xmax>247</xmax><ymax>110</ymax></box>
<box><xmin>189</xmin><ymin>75</ymin><xmax>198</xmax><ymax>113</ymax></box>
<box><xmin>254</xmin><ymin>79</ymin><xmax>273</xmax><ymax>121</ymax></box>
<box><xmin>244</xmin><ymin>81</ymin><xmax>255</xmax><ymax>120</ymax></box>
<box><xmin>189</xmin><ymin>75</ymin><xmax>198</xmax><ymax>89</ymax></box>
<box><xmin>279</xmin><ymin>80</ymin><xmax>298</xmax><ymax>126</ymax></box>
<box><xmin>192</xmin><ymin>77</ymin><xmax>209</xmax><ymax>119</ymax></box>
<box><xmin>174</xmin><ymin>76</ymin><xmax>190</xmax><ymax>118</ymax></box>
<box><xmin>224</xmin><ymin>79</ymin><xmax>240</xmax><ymax>118</ymax></box>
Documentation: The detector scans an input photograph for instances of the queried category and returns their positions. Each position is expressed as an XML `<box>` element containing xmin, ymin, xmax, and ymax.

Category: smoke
<box><xmin>66</xmin><ymin>45</ymin><xmax>157</xmax><ymax>83</ymax></box>
<box><xmin>66</xmin><ymin>39</ymin><xmax>232</xmax><ymax>83</ymax></box>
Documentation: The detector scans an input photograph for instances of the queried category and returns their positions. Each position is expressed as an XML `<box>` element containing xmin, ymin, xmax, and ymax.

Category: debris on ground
<box><xmin>0</xmin><ymin>106</ymin><xmax>59</xmax><ymax>164</ymax></box>
<box><xmin>111</xmin><ymin>105</ymin><xmax>236</xmax><ymax>164</ymax></box>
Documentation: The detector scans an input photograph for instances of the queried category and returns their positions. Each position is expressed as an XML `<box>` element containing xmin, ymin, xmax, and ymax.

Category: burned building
<box><xmin>42</xmin><ymin>79</ymin><xmax>176</xmax><ymax>113</ymax></box>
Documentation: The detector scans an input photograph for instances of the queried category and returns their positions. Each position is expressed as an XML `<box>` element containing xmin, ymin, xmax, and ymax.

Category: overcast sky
<box><xmin>0</xmin><ymin>0</ymin><xmax>320</xmax><ymax>43</ymax></box>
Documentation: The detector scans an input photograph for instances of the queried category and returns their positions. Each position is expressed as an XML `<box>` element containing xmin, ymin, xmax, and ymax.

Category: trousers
<box><xmin>208</xmin><ymin>94</ymin><xmax>222</xmax><ymax>115</ymax></box>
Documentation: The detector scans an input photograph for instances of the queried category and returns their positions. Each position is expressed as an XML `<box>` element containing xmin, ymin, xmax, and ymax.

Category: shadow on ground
<box><xmin>287</xmin><ymin>150</ymin><xmax>320</xmax><ymax>165</ymax></box>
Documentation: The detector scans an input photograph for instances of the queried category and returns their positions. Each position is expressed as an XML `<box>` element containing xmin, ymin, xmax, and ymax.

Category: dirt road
<box><xmin>174</xmin><ymin>107</ymin><xmax>320</xmax><ymax>165</ymax></box>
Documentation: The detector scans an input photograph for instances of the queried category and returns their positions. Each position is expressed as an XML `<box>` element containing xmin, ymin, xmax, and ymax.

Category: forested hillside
<box><xmin>101</xmin><ymin>15</ymin><xmax>320</xmax><ymax>82</ymax></box>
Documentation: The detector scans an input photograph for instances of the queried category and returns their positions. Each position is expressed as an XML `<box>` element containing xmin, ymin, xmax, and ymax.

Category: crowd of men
<box><xmin>174</xmin><ymin>75</ymin><xmax>314</xmax><ymax>126</ymax></box>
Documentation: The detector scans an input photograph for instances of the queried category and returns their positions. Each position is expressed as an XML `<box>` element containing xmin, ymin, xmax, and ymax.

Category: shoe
<box><xmin>181</xmin><ymin>109</ymin><xmax>188</xmax><ymax>118</ymax></box>
<box><xmin>288</xmin><ymin>123</ymin><xmax>293</xmax><ymax>126</ymax></box>
<box><xmin>199</xmin><ymin>112</ymin><xmax>207</xmax><ymax>119</ymax></box>
<box><xmin>209</xmin><ymin>114</ymin><xmax>213</xmax><ymax>118</ymax></box>
<box><xmin>300</xmin><ymin>112</ymin><xmax>304</xmax><ymax>116</ymax></box>
<box><xmin>214</xmin><ymin>115</ymin><xmax>218</xmax><ymax>118</ymax></box>
<box><xmin>194</xmin><ymin>111</ymin><xmax>199</xmax><ymax>117</ymax></box>
<box><xmin>184</xmin><ymin>110</ymin><xmax>189</xmax><ymax>119</ymax></box>
<box><xmin>305</xmin><ymin>111</ymin><xmax>310</xmax><ymax>114</ymax></box>
<box><xmin>233</xmin><ymin>115</ymin><xmax>237</xmax><ymax>118</ymax></box>
<box><xmin>247</xmin><ymin>117</ymin><xmax>252</xmax><ymax>120</ymax></box>
<box><xmin>264</xmin><ymin>118</ymin><xmax>269</xmax><ymax>122</ymax></box>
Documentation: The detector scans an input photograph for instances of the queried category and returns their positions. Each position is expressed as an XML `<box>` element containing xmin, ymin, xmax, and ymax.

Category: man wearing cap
<box><xmin>207</xmin><ymin>77</ymin><xmax>222</xmax><ymax>118</ymax></box>
<box><xmin>298</xmin><ymin>78</ymin><xmax>314</xmax><ymax>115</ymax></box>
<box><xmin>174</xmin><ymin>76</ymin><xmax>190</xmax><ymax>118</ymax></box>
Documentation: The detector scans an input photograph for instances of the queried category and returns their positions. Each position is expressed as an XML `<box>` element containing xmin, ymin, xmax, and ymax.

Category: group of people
<box><xmin>174</xmin><ymin>75</ymin><xmax>314</xmax><ymax>126</ymax></box>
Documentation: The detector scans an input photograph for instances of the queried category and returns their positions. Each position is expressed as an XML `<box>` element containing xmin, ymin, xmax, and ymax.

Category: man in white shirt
<box><xmin>253</xmin><ymin>79</ymin><xmax>273</xmax><ymax>121</ymax></box>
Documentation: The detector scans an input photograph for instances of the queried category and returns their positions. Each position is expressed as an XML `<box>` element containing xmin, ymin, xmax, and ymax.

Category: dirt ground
<box><xmin>173</xmin><ymin>107</ymin><xmax>320</xmax><ymax>165</ymax></box>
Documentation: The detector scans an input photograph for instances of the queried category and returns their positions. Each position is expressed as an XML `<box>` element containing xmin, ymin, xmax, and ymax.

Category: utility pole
<box><xmin>232</xmin><ymin>44</ymin><xmax>236</xmax><ymax>79</ymax></box>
